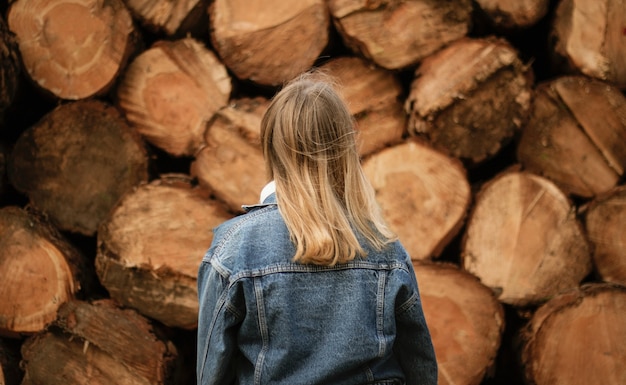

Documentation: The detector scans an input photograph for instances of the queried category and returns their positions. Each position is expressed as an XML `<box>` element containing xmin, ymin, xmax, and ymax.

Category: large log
<box><xmin>20</xmin><ymin>299</ymin><xmax>179</xmax><ymax>385</ymax></box>
<box><xmin>7</xmin><ymin>0</ymin><xmax>135</xmax><ymax>100</ymax></box>
<box><xmin>550</xmin><ymin>0</ymin><xmax>626</xmax><ymax>89</ymax></box>
<box><xmin>96</xmin><ymin>174</ymin><xmax>232</xmax><ymax>329</ymax></box>
<box><xmin>517</xmin><ymin>76</ymin><xmax>626</xmax><ymax>198</ymax></box>
<box><xmin>123</xmin><ymin>0</ymin><xmax>209</xmax><ymax>36</ymax></box>
<box><xmin>319</xmin><ymin>56</ymin><xmax>405</xmax><ymax>156</ymax></box>
<box><xmin>117</xmin><ymin>37</ymin><xmax>232</xmax><ymax>157</ymax></box>
<box><xmin>209</xmin><ymin>0</ymin><xmax>329</xmax><ymax>86</ymax></box>
<box><xmin>0</xmin><ymin>206</ymin><xmax>88</xmax><ymax>337</ymax></box>
<box><xmin>520</xmin><ymin>283</ymin><xmax>626</xmax><ymax>385</ymax></box>
<box><xmin>328</xmin><ymin>0</ymin><xmax>472</xmax><ymax>70</ymax></box>
<box><xmin>191</xmin><ymin>97</ymin><xmax>269</xmax><ymax>212</ymax></box>
<box><xmin>474</xmin><ymin>0</ymin><xmax>550</xmax><ymax>29</ymax></box>
<box><xmin>462</xmin><ymin>170</ymin><xmax>592</xmax><ymax>307</ymax></box>
<box><xmin>362</xmin><ymin>139</ymin><xmax>471</xmax><ymax>261</ymax></box>
<box><xmin>583</xmin><ymin>185</ymin><xmax>626</xmax><ymax>286</ymax></box>
<box><xmin>7</xmin><ymin>99</ymin><xmax>149</xmax><ymax>236</ymax></box>
<box><xmin>413</xmin><ymin>262</ymin><xmax>505</xmax><ymax>385</ymax></box>
<box><xmin>405</xmin><ymin>36</ymin><xmax>533</xmax><ymax>164</ymax></box>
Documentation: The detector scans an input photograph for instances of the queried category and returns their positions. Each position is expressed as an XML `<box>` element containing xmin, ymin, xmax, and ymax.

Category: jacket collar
<box><xmin>242</xmin><ymin>181</ymin><xmax>277</xmax><ymax>211</ymax></box>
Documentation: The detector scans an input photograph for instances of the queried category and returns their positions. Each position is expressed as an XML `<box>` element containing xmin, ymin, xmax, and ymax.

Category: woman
<box><xmin>197</xmin><ymin>72</ymin><xmax>437</xmax><ymax>384</ymax></box>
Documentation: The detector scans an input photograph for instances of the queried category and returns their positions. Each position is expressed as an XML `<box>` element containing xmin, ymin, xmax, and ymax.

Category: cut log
<box><xmin>123</xmin><ymin>0</ymin><xmax>209</xmax><ymax>36</ymax></box>
<box><xmin>327</xmin><ymin>0</ymin><xmax>472</xmax><ymax>70</ymax></box>
<box><xmin>362</xmin><ymin>139</ymin><xmax>471</xmax><ymax>261</ymax></box>
<box><xmin>520</xmin><ymin>283</ymin><xmax>626</xmax><ymax>385</ymax></box>
<box><xmin>7</xmin><ymin>99</ymin><xmax>149</xmax><ymax>236</ymax></box>
<box><xmin>550</xmin><ymin>0</ymin><xmax>626</xmax><ymax>89</ymax></box>
<box><xmin>96</xmin><ymin>174</ymin><xmax>232</xmax><ymax>330</ymax></box>
<box><xmin>475</xmin><ymin>0</ymin><xmax>550</xmax><ymax>29</ymax></box>
<box><xmin>117</xmin><ymin>37</ymin><xmax>232</xmax><ymax>157</ymax></box>
<box><xmin>209</xmin><ymin>0</ymin><xmax>329</xmax><ymax>86</ymax></box>
<box><xmin>583</xmin><ymin>185</ymin><xmax>626</xmax><ymax>286</ymax></box>
<box><xmin>191</xmin><ymin>97</ymin><xmax>269</xmax><ymax>212</ymax></box>
<box><xmin>413</xmin><ymin>262</ymin><xmax>505</xmax><ymax>385</ymax></box>
<box><xmin>20</xmin><ymin>299</ymin><xmax>179</xmax><ymax>385</ymax></box>
<box><xmin>405</xmin><ymin>36</ymin><xmax>533</xmax><ymax>164</ymax></box>
<box><xmin>517</xmin><ymin>76</ymin><xmax>626</xmax><ymax>198</ymax></box>
<box><xmin>319</xmin><ymin>56</ymin><xmax>405</xmax><ymax>156</ymax></box>
<box><xmin>462</xmin><ymin>170</ymin><xmax>592</xmax><ymax>307</ymax></box>
<box><xmin>0</xmin><ymin>15</ymin><xmax>20</xmax><ymax>116</ymax></box>
<box><xmin>7</xmin><ymin>0</ymin><xmax>134</xmax><ymax>100</ymax></box>
<box><xmin>0</xmin><ymin>206</ymin><xmax>87</xmax><ymax>337</ymax></box>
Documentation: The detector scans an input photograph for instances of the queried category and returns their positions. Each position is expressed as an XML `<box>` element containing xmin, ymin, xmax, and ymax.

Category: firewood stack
<box><xmin>1</xmin><ymin>0</ymin><xmax>625</xmax><ymax>384</ymax></box>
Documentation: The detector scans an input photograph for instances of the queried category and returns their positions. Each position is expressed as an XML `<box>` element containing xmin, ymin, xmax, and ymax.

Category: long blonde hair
<box><xmin>260</xmin><ymin>72</ymin><xmax>397</xmax><ymax>265</ymax></box>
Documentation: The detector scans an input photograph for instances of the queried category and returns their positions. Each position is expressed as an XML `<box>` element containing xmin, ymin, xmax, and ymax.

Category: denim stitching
<box><xmin>376</xmin><ymin>271</ymin><xmax>387</xmax><ymax>357</ymax></box>
<box><xmin>198</xmin><ymin>286</ymin><xmax>231</xmax><ymax>384</ymax></box>
<box><xmin>253</xmin><ymin>278</ymin><xmax>269</xmax><ymax>385</ymax></box>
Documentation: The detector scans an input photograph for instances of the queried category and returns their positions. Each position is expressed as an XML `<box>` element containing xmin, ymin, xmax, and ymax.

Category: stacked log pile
<box><xmin>0</xmin><ymin>0</ymin><xmax>625</xmax><ymax>384</ymax></box>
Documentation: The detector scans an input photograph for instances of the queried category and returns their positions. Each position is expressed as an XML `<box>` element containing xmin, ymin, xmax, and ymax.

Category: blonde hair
<box><xmin>260</xmin><ymin>72</ymin><xmax>397</xmax><ymax>266</ymax></box>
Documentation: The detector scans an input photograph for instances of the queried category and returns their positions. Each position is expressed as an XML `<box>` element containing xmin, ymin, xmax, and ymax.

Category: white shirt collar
<box><xmin>259</xmin><ymin>181</ymin><xmax>276</xmax><ymax>203</ymax></box>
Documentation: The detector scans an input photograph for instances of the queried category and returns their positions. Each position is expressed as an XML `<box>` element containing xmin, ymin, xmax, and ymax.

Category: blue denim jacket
<box><xmin>197</xmin><ymin>193</ymin><xmax>437</xmax><ymax>385</ymax></box>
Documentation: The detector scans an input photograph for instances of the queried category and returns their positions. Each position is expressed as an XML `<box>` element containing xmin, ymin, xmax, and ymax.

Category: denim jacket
<box><xmin>197</xmin><ymin>192</ymin><xmax>437</xmax><ymax>385</ymax></box>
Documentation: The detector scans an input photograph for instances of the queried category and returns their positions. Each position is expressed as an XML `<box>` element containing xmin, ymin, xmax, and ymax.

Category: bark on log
<box><xmin>362</xmin><ymin>139</ymin><xmax>471</xmax><ymax>261</ymax></box>
<box><xmin>583</xmin><ymin>185</ymin><xmax>626</xmax><ymax>286</ymax></box>
<box><xmin>550</xmin><ymin>0</ymin><xmax>626</xmax><ymax>89</ymax></box>
<box><xmin>7</xmin><ymin>0</ymin><xmax>135</xmax><ymax>100</ymax></box>
<box><xmin>319</xmin><ymin>56</ymin><xmax>405</xmax><ymax>156</ymax></box>
<box><xmin>462</xmin><ymin>170</ymin><xmax>592</xmax><ymax>307</ymax></box>
<box><xmin>405</xmin><ymin>36</ymin><xmax>533</xmax><ymax>164</ymax></box>
<box><xmin>327</xmin><ymin>0</ymin><xmax>472</xmax><ymax>70</ymax></box>
<box><xmin>413</xmin><ymin>262</ymin><xmax>505</xmax><ymax>385</ymax></box>
<box><xmin>123</xmin><ymin>0</ymin><xmax>209</xmax><ymax>36</ymax></box>
<box><xmin>0</xmin><ymin>15</ymin><xmax>20</xmax><ymax>116</ymax></box>
<box><xmin>191</xmin><ymin>97</ymin><xmax>269</xmax><ymax>213</ymax></box>
<box><xmin>520</xmin><ymin>283</ymin><xmax>626</xmax><ymax>385</ymax></box>
<box><xmin>20</xmin><ymin>299</ymin><xmax>179</xmax><ymax>385</ymax></box>
<box><xmin>475</xmin><ymin>0</ymin><xmax>550</xmax><ymax>29</ymax></box>
<box><xmin>117</xmin><ymin>37</ymin><xmax>232</xmax><ymax>157</ymax></box>
<box><xmin>0</xmin><ymin>206</ymin><xmax>87</xmax><ymax>337</ymax></box>
<box><xmin>209</xmin><ymin>0</ymin><xmax>329</xmax><ymax>86</ymax></box>
<box><xmin>96</xmin><ymin>174</ymin><xmax>232</xmax><ymax>330</ymax></box>
<box><xmin>517</xmin><ymin>76</ymin><xmax>626</xmax><ymax>198</ymax></box>
<box><xmin>7</xmin><ymin>100</ymin><xmax>149</xmax><ymax>236</ymax></box>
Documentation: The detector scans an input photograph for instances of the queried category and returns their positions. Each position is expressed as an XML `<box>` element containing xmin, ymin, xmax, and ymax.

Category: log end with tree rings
<box><xmin>124</xmin><ymin>0</ymin><xmax>208</xmax><ymax>36</ymax></box>
<box><xmin>520</xmin><ymin>283</ymin><xmax>626</xmax><ymax>385</ymax></box>
<box><xmin>462</xmin><ymin>171</ymin><xmax>592</xmax><ymax>307</ymax></box>
<box><xmin>209</xmin><ymin>0</ymin><xmax>330</xmax><ymax>86</ymax></box>
<box><xmin>328</xmin><ymin>0</ymin><xmax>472</xmax><ymax>70</ymax></box>
<box><xmin>517</xmin><ymin>76</ymin><xmax>626</xmax><ymax>198</ymax></box>
<box><xmin>320</xmin><ymin>56</ymin><xmax>406</xmax><ymax>157</ymax></box>
<box><xmin>7</xmin><ymin>100</ymin><xmax>149</xmax><ymax>236</ymax></box>
<box><xmin>584</xmin><ymin>185</ymin><xmax>626</xmax><ymax>286</ymax></box>
<box><xmin>405</xmin><ymin>37</ymin><xmax>533</xmax><ymax>165</ymax></box>
<box><xmin>363</xmin><ymin>139</ymin><xmax>471</xmax><ymax>261</ymax></box>
<box><xmin>413</xmin><ymin>261</ymin><xmax>505</xmax><ymax>385</ymax></box>
<box><xmin>550</xmin><ymin>0</ymin><xmax>626</xmax><ymax>89</ymax></box>
<box><xmin>117</xmin><ymin>37</ymin><xmax>232</xmax><ymax>158</ymax></box>
<box><xmin>7</xmin><ymin>0</ymin><xmax>135</xmax><ymax>100</ymax></box>
<box><xmin>96</xmin><ymin>175</ymin><xmax>233</xmax><ymax>330</ymax></box>
<box><xmin>474</xmin><ymin>0</ymin><xmax>550</xmax><ymax>30</ymax></box>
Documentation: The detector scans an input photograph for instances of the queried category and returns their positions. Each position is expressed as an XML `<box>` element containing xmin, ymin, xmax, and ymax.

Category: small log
<box><xmin>7</xmin><ymin>0</ymin><xmax>134</xmax><ymax>100</ymax></box>
<box><xmin>96</xmin><ymin>174</ymin><xmax>232</xmax><ymax>329</ymax></box>
<box><xmin>20</xmin><ymin>299</ymin><xmax>179</xmax><ymax>385</ymax></box>
<box><xmin>0</xmin><ymin>15</ymin><xmax>20</xmax><ymax>116</ymax></box>
<box><xmin>550</xmin><ymin>0</ymin><xmax>626</xmax><ymax>89</ymax></box>
<box><xmin>517</xmin><ymin>76</ymin><xmax>626</xmax><ymax>198</ymax></box>
<box><xmin>474</xmin><ymin>0</ymin><xmax>550</xmax><ymax>29</ymax></box>
<box><xmin>117</xmin><ymin>37</ymin><xmax>232</xmax><ymax>157</ymax></box>
<box><xmin>0</xmin><ymin>206</ymin><xmax>87</xmax><ymax>337</ymax></box>
<box><xmin>583</xmin><ymin>185</ymin><xmax>626</xmax><ymax>286</ymax></box>
<box><xmin>209</xmin><ymin>0</ymin><xmax>329</xmax><ymax>86</ymax></box>
<box><xmin>405</xmin><ymin>36</ymin><xmax>533</xmax><ymax>164</ymax></box>
<box><xmin>520</xmin><ymin>283</ymin><xmax>626</xmax><ymax>385</ymax></box>
<box><xmin>191</xmin><ymin>97</ymin><xmax>269</xmax><ymax>212</ymax></box>
<box><xmin>319</xmin><ymin>56</ymin><xmax>405</xmax><ymax>156</ymax></box>
<box><xmin>8</xmin><ymin>99</ymin><xmax>149</xmax><ymax>236</ymax></box>
<box><xmin>124</xmin><ymin>0</ymin><xmax>209</xmax><ymax>36</ymax></box>
<box><xmin>413</xmin><ymin>262</ymin><xmax>505</xmax><ymax>385</ymax></box>
<box><xmin>362</xmin><ymin>139</ymin><xmax>471</xmax><ymax>261</ymax></box>
<box><xmin>327</xmin><ymin>0</ymin><xmax>472</xmax><ymax>70</ymax></box>
<box><xmin>462</xmin><ymin>170</ymin><xmax>592</xmax><ymax>307</ymax></box>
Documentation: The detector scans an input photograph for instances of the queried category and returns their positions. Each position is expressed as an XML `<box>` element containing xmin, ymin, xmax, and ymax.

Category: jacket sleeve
<box><xmin>196</xmin><ymin>257</ymin><xmax>243</xmax><ymax>385</ymax></box>
<box><xmin>394</xmin><ymin>258</ymin><xmax>438</xmax><ymax>385</ymax></box>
